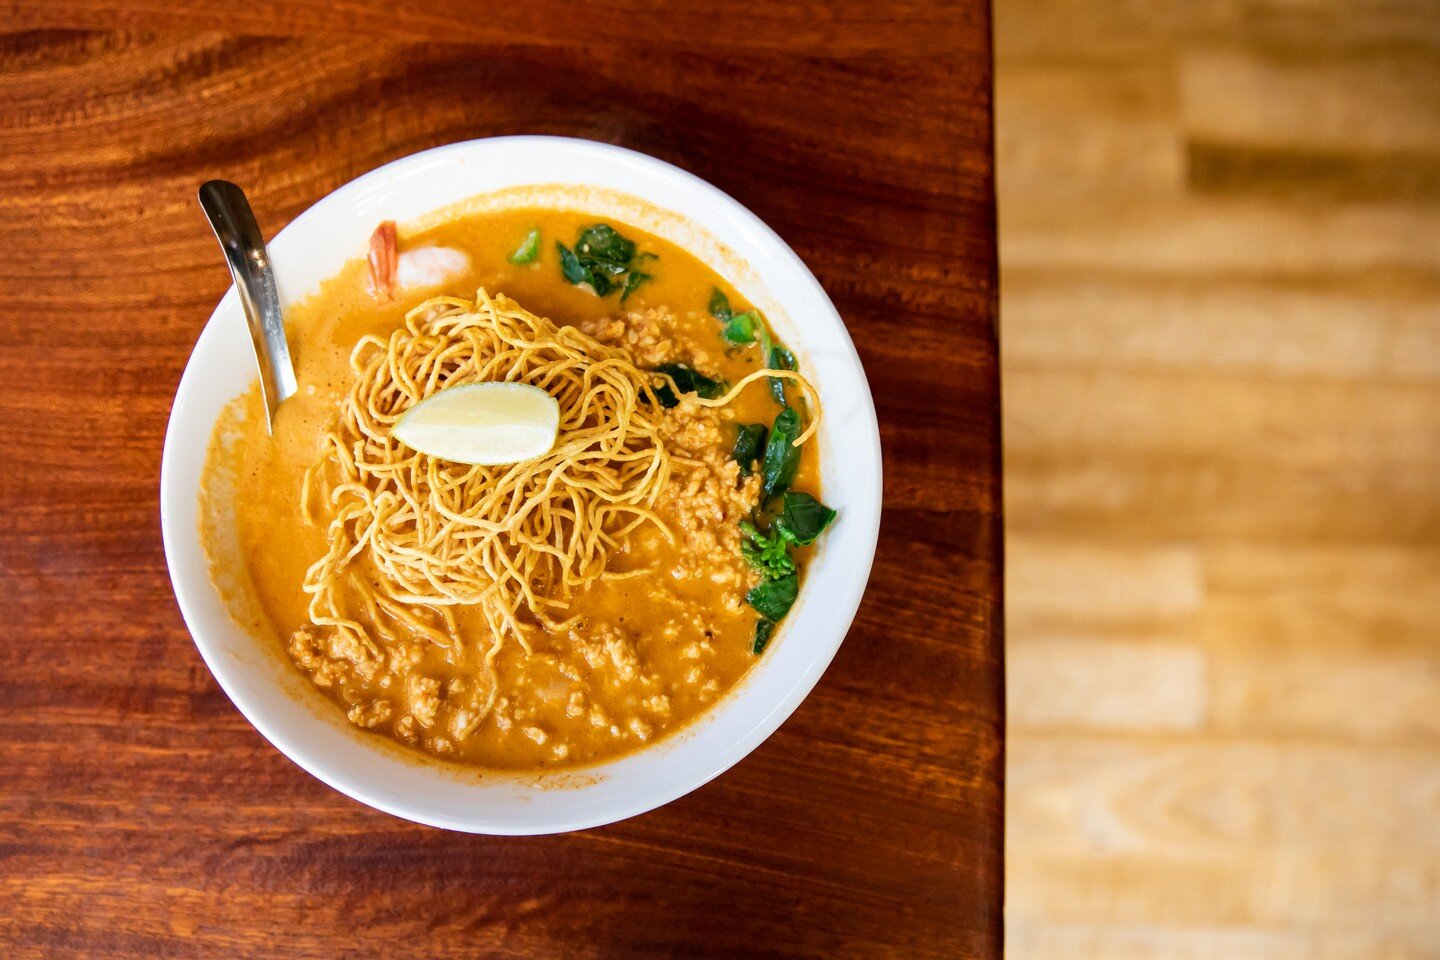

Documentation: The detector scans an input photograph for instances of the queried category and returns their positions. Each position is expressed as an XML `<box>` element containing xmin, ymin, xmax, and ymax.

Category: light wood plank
<box><xmin>1010</xmin><ymin>639</ymin><xmax>1208</xmax><ymax>731</ymax></box>
<box><xmin>999</xmin><ymin>0</ymin><xmax>1440</xmax><ymax>955</ymax></box>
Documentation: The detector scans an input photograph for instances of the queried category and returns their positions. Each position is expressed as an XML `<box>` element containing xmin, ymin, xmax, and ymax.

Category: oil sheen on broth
<box><xmin>203</xmin><ymin>207</ymin><xmax>823</xmax><ymax>771</ymax></box>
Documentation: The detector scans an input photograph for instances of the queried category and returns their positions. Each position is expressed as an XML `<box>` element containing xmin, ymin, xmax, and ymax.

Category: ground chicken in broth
<box><xmin>201</xmin><ymin>203</ymin><xmax>834</xmax><ymax>771</ymax></box>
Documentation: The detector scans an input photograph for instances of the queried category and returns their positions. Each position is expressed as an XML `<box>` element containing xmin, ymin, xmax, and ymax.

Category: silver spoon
<box><xmin>198</xmin><ymin>180</ymin><xmax>298</xmax><ymax>433</ymax></box>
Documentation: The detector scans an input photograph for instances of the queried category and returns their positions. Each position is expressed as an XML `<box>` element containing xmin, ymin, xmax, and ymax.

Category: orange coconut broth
<box><xmin>201</xmin><ymin>208</ymin><xmax>822</xmax><ymax>771</ymax></box>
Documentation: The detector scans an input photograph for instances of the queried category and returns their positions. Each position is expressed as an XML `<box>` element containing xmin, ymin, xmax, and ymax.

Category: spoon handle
<box><xmin>198</xmin><ymin>180</ymin><xmax>298</xmax><ymax>432</ymax></box>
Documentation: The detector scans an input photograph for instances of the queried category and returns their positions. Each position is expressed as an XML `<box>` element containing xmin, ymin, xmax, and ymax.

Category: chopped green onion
<box><xmin>508</xmin><ymin>228</ymin><xmax>541</xmax><ymax>264</ymax></box>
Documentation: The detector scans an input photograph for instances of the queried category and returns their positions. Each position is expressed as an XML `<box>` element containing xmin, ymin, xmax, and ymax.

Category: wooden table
<box><xmin>0</xmin><ymin>8</ymin><xmax>1002</xmax><ymax>958</ymax></box>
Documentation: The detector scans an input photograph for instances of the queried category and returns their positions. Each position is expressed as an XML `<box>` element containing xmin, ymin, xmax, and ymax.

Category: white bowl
<box><xmin>161</xmin><ymin>136</ymin><xmax>882</xmax><ymax>834</ymax></box>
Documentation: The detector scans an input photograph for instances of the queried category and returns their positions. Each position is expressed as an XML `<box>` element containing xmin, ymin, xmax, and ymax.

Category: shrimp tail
<box><xmin>367</xmin><ymin>220</ymin><xmax>398</xmax><ymax>300</ymax></box>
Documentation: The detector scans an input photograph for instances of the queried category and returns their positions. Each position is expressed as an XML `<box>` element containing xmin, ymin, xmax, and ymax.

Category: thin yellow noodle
<box><xmin>300</xmin><ymin>289</ymin><xmax>820</xmax><ymax>737</ymax></box>
<box><xmin>659</xmin><ymin>367</ymin><xmax>823</xmax><ymax>446</ymax></box>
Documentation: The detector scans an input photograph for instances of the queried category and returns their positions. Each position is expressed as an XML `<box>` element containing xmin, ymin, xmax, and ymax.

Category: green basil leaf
<box><xmin>561</xmin><ymin>225</ymin><xmax>651</xmax><ymax>298</ymax></box>
<box><xmin>620</xmin><ymin>270</ymin><xmax>651</xmax><ymax>303</ymax></box>
<box><xmin>747</xmin><ymin>573</ymin><xmax>798</xmax><ymax>621</ymax></box>
<box><xmin>768</xmin><ymin>343</ymin><xmax>795</xmax><ymax>405</ymax></box>
<box><xmin>508</xmin><ymin>228</ymin><xmax>541</xmax><ymax>264</ymax></box>
<box><xmin>556</xmin><ymin>242</ymin><xmax>590</xmax><ymax>286</ymax></box>
<box><xmin>775</xmin><ymin>491</ymin><xmax>836</xmax><ymax>546</ymax></box>
<box><xmin>708</xmin><ymin>287</ymin><xmax>733</xmax><ymax>322</ymax></box>
<box><xmin>752</xmin><ymin>618</ymin><xmax>776</xmax><ymax>655</ymax></box>
<box><xmin>575</xmin><ymin>223</ymin><xmax>636</xmax><ymax>266</ymax></box>
<box><xmin>651</xmin><ymin>362</ymin><xmax>725</xmax><ymax>408</ymax></box>
<box><xmin>583</xmin><ymin>257</ymin><xmax>627</xmax><ymax>277</ymax></box>
<box><xmin>760</xmin><ymin>407</ymin><xmax>802</xmax><ymax>502</ymax></box>
<box><xmin>732</xmin><ymin>423</ymin><xmax>767</xmax><ymax>475</ymax></box>
<box><xmin>722</xmin><ymin>310</ymin><xmax>758</xmax><ymax>345</ymax></box>
<box><xmin>658</xmin><ymin>363</ymin><xmax>725</xmax><ymax>398</ymax></box>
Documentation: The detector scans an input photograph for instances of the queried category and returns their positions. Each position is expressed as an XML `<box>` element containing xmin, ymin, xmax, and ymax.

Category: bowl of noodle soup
<box><xmin>161</xmin><ymin>137</ymin><xmax>881</xmax><ymax>833</ymax></box>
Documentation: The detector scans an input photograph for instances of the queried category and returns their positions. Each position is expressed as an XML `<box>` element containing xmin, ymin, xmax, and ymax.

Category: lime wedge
<box><xmin>392</xmin><ymin>382</ymin><xmax>560</xmax><ymax>465</ymax></box>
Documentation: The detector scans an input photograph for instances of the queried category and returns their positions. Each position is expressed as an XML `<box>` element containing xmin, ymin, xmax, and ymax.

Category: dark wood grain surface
<box><xmin>0</xmin><ymin>11</ymin><xmax>1002</xmax><ymax>959</ymax></box>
